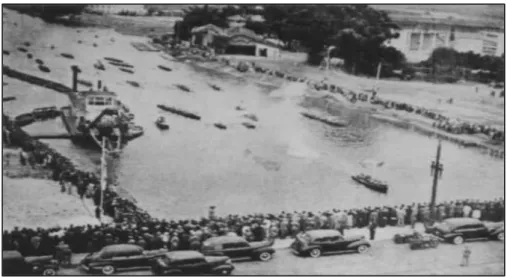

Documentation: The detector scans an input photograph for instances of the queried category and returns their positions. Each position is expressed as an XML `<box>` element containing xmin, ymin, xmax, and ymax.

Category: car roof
<box><xmin>306</xmin><ymin>229</ymin><xmax>341</xmax><ymax>238</ymax></box>
<box><xmin>444</xmin><ymin>217</ymin><xmax>482</xmax><ymax>226</ymax></box>
<box><xmin>102</xmin><ymin>244</ymin><xmax>142</xmax><ymax>252</ymax></box>
<box><xmin>165</xmin><ymin>251</ymin><xmax>204</xmax><ymax>261</ymax></box>
<box><xmin>3</xmin><ymin>250</ymin><xmax>23</xmax><ymax>260</ymax></box>
<box><xmin>204</xmin><ymin>235</ymin><xmax>247</xmax><ymax>245</ymax></box>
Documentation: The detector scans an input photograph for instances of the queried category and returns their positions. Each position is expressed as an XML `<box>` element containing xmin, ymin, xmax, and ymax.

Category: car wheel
<box><xmin>101</xmin><ymin>265</ymin><xmax>116</xmax><ymax>275</ymax></box>
<box><xmin>453</xmin><ymin>236</ymin><xmax>464</xmax><ymax>245</ymax></box>
<box><xmin>497</xmin><ymin>232</ymin><xmax>504</xmax><ymax>241</ymax></box>
<box><xmin>393</xmin><ymin>234</ymin><xmax>402</xmax><ymax>244</ymax></box>
<box><xmin>219</xmin><ymin>269</ymin><xmax>232</xmax><ymax>275</ymax></box>
<box><xmin>258</xmin><ymin>251</ymin><xmax>272</xmax><ymax>261</ymax></box>
<box><xmin>309</xmin><ymin>248</ymin><xmax>321</xmax><ymax>258</ymax></box>
<box><xmin>357</xmin><ymin>245</ymin><xmax>369</xmax><ymax>254</ymax></box>
<box><xmin>42</xmin><ymin>268</ymin><xmax>57</xmax><ymax>276</ymax></box>
<box><xmin>430</xmin><ymin>240</ymin><xmax>439</xmax><ymax>248</ymax></box>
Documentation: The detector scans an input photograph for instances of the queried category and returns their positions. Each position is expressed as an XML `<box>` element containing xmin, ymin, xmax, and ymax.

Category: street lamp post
<box><xmin>430</xmin><ymin>140</ymin><xmax>444</xmax><ymax>219</ymax></box>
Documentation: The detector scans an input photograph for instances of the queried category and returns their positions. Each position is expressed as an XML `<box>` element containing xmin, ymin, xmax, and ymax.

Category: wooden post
<box><xmin>99</xmin><ymin>136</ymin><xmax>107</xmax><ymax>222</ymax></box>
<box><xmin>430</xmin><ymin>140</ymin><xmax>443</xmax><ymax>219</ymax></box>
<box><xmin>374</xmin><ymin>62</ymin><xmax>382</xmax><ymax>91</ymax></box>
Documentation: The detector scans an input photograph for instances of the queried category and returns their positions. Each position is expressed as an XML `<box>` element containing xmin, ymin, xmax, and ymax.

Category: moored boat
<box><xmin>351</xmin><ymin>174</ymin><xmax>388</xmax><ymax>193</ymax></box>
<box><xmin>155</xmin><ymin>117</ymin><xmax>169</xmax><ymax>130</ymax></box>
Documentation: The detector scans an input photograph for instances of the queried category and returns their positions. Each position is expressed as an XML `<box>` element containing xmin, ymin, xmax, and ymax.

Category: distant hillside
<box><xmin>371</xmin><ymin>4</ymin><xmax>504</xmax><ymax>20</ymax></box>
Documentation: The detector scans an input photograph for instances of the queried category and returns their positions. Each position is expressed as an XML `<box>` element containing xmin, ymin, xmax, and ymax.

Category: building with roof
<box><xmin>85</xmin><ymin>5</ymin><xmax>147</xmax><ymax>15</ymax></box>
<box><xmin>190</xmin><ymin>24</ymin><xmax>229</xmax><ymax>47</ymax></box>
<box><xmin>190</xmin><ymin>25</ymin><xmax>281</xmax><ymax>58</ymax></box>
<box><xmin>381</xmin><ymin>9</ymin><xmax>504</xmax><ymax>62</ymax></box>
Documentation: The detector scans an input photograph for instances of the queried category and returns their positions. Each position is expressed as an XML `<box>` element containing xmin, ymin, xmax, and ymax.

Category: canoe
<box><xmin>209</xmin><ymin>84</ymin><xmax>221</xmax><ymax>91</ymax></box>
<box><xmin>156</xmin><ymin>121</ymin><xmax>169</xmax><ymax>130</ymax></box>
<box><xmin>104</xmin><ymin>57</ymin><xmax>124</xmax><ymax>63</ymax></box>
<box><xmin>38</xmin><ymin>65</ymin><xmax>51</xmax><ymax>73</ymax></box>
<box><xmin>214</xmin><ymin>123</ymin><xmax>227</xmax><ymax>130</ymax></box>
<box><xmin>242</xmin><ymin>122</ymin><xmax>256</xmax><ymax>129</ymax></box>
<box><xmin>351</xmin><ymin>175</ymin><xmax>388</xmax><ymax>193</ymax></box>
<box><xmin>157</xmin><ymin>104</ymin><xmax>201</xmax><ymax>121</ymax></box>
<box><xmin>120</xmin><ymin>68</ymin><xmax>134</xmax><ymax>74</ymax></box>
<box><xmin>158</xmin><ymin>65</ymin><xmax>172</xmax><ymax>72</ymax></box>
<box><xmin>60</xmin><ymin>53</ymin><xmax>74</xmax><ymax>59</ymax></box>
<box><xmin>301</xmin><ymin>112</ymin><xmax>347</xmax><ymax>127</ymax></box>
<box><xmin>175</xmin><ymin>84</ymin><xmax>191</xmax><ymax>92</ymax></box>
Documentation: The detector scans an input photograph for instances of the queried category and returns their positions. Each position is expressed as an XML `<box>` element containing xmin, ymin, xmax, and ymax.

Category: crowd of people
<box><xmin>3</xmin><ymin>189</ymin><xmax>504</xmax><ymax>257</ymax></box>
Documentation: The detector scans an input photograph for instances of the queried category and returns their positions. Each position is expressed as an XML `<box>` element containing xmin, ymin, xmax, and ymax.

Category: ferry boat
<box><xmin>60</xmin><ymin>88</ymin><xmax>143</xmax><ymax>151</ymax></box>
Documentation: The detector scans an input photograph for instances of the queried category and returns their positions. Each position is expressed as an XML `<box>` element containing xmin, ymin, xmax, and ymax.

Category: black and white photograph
<box><xmin>1</xmin><ymin>3</ymin><xmax>505</xmax><ymax>275</ymax></box>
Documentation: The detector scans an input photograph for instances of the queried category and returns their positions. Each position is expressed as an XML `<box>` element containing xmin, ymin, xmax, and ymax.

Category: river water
<box><xmin>3</xmin><ymin>10</ymin><xmax>503</xmax><ymax>220</ymax></box>
<box><xmin>6</xmin><ymin>73</ymin><xmax>504</xmax><ymax>220</ymax></box>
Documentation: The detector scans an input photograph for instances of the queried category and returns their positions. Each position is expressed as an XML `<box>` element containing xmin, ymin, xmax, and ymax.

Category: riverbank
<box><xmin>190</xmin><ymin>56</ymin><xmax>504</xmax><ymax>156</ymax></box>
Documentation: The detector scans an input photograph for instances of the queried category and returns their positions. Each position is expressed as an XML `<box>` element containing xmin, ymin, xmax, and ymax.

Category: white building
<box><xmin>383</xmin><ymin>9</ymin><xmax>504</xmax><ymax>63</ymax></box>
<box><xmin>85</xmin><ymin>5</ymin><xmax>147</xmax><ymax>15</ymax></box>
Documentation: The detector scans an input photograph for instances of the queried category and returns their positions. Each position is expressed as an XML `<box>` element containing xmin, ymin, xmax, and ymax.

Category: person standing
<box><xmin>461</xmin><ymin>246</ymin><xmax>471</xmax><ymax>267</ymax></box>
<box><xmin>368</xmin><ymin>220</ymin><xmax>377</xmax><ymax>241</ymax></box>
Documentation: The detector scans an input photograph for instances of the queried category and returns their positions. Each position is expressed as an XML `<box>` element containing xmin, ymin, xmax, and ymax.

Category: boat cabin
<box><xmin>76</xmin><ymin>90</ymin><xmax>119</xmax><ymax>120</ymax></box>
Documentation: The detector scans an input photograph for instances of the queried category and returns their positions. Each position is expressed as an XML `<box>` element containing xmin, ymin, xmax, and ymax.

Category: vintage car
<box><xmin>290</xmin><ymin>229</ymin><xmax>371</xmax><ymax>258</ymax></box>
<box><xmin>80</xmin><ymin>244</ymin><xmax>167</xmax><ymax>275</ymax></box>
<box><xmin>201</xmin><ymin>236</ymin><xmax>275</xmax><ymax>262</ymax></box>
<box><xmin>151</xmin><ymin>250</ymin><xmax>234</xmax><ymax>275</ymax></box>
<box><xmin>3</xmin><ymin>250</ymin><xmax>59</xmax><ymax>276</ymax></box>
<box><xmin>484</xmin><ymin>221</ymin><xmax>505</xmax><ymax>241</ymax></box>
<box><xmin>428</xmin><ymin>218</ymin><xmax>504</xmax><ymax>245</ymax></box>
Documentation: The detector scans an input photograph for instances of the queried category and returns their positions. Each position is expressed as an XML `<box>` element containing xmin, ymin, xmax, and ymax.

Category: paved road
<box><xmin>58</xmin><ymin>240</ymin><xmax>504</xmax><ymax>275</ymax></box>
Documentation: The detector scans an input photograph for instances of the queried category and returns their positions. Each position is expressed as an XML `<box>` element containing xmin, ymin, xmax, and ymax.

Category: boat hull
<box><xmin>351</xmin><ymin>176</ymin><xmax>388</xmax><ymax>193</ymax></box>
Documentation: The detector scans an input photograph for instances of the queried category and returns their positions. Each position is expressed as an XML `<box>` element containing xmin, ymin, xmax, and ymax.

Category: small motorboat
<box><xmin>351</xmin><ymin>174</ymin><xmax>388</xmax><ymax>193</ymax></box>
<box><xmin>158</xmin><ymin>65</ymin><xmax>172</xmax><ymax>72</ymax></box>
<box><xmin>214</xmin><ymin>123</ymin><xmax>227</xmax><ymax>130</ymax></box>
<box><xmin>155</xmin><ymin>117</ymin><xmax>169</xmax><ymax>130</ymax></box>
<box><xmin>242</xmin><ymin>122</ymin><xmax>256</xmax><ymax>129</ymax></box>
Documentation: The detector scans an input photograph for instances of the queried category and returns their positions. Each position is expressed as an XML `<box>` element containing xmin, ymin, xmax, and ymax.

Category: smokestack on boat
<box><xmin>98</xmin><ymin>80</ymin><xmax>102</xmax><ymax>90</ymax></box>
<box><xmin>71</xmin><ymin>65</ymin><xmax>81</xmax><ymax>92</ymax></box>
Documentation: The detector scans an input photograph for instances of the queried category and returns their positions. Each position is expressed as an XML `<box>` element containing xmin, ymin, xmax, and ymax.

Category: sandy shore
<box><xmin>2</xmin><ymin>148</ymin><xmax>102</xmax><ymax>230</ymax></box>
<box><xmin>3</xmin><ymin>176</ymin><xmax>99</xmax><ymax>230</ymax></box>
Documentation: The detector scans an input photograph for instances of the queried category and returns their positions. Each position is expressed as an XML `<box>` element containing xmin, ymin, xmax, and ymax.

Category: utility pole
<box><xmin>430</xmin><ymin>140</ymin><xmax>444</xmax><ymax>219</ymax></box>
<box><xmin>99</xmin><ymin>136</ymin><xmax>107</xmax><ymax>223</ymax></box>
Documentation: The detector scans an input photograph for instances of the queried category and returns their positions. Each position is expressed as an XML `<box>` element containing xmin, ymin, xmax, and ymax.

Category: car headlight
<box><xmin>225</xmin><ymin>259</ymin><xmax>232</xmax><ymax>265</ymax></box>
<box><xmin>33</xmin><ymin>266</ymin><xmax>39</xmax><ymax>271</ymax></box>
<box><xmin>50</xmin><ymin>259</ymin><xmax>59</xmax><ymax>265</ymax></box>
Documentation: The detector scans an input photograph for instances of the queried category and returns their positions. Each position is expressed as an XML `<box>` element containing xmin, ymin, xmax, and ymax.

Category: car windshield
<box><xmin>439</xmin><ymin>221</ymin><xmax>456</xmax><ymax>231</ymax></box>
<box><xmin>298</xmin><ymin>233</ymin><xmax>311</xmax><ymax>242</ymax></box>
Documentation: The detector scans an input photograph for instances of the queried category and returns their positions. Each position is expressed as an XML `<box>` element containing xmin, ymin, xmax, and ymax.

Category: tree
<box><xmin>5</xmin><ymin>4</ymin><xmax>87</xmax><ymax>20</ymax></box>
<box><xmin>175</xmin><ymin>5</ymin><xmax>228</xmax><ymax>41</ymax></box>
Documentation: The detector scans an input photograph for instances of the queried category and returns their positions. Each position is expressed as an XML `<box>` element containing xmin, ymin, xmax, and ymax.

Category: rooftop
<box><xmin>203</xmin><ymin>235</ymin><xmax>247</xmax><ymax>245</ymax></box>
<box><xmin>382</xmin><ymin>8</ymin><xmax>504</xmax><ymax>30</ymax></box>
<box><xmin>165</xmin><ymin>250</ymin><xmax>204</xmax><ymax>261</ymax></box>
<box><xmin>306</xmin><ymin>229</ymin><xmax>342</xmax><ymax>238</ymax></box>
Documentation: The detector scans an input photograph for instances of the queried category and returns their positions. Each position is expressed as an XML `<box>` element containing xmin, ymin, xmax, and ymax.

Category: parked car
<box><xmin>290</xmin><ymin>229</ymin><xmax>371</xmax><ymax>258</ymax></box>
<box><xmin>201</xmin><ymin>236</ymin><xmax>275</xmax><ymax>262</ymax></box>
<box><xmin>80</xmin><ymin>244</ymin><xmax>167</xmax><ymax>275</ymax></box>
<box><xmin>3</xmin><ymin>250</ymin><xmax>59</xmax><ymax>276</ymax></box>
<box><xmin>428</xmin><ymin>218</ymin><xmax>504</xmax><ymax>244</ymax></box>
<box><xmin>151</xmin><ymin>250</ymin><xmax>234</xmax><ymax>275</ymax></box>
<box><xmin>484</xmin><ymin>221</ymin><xmax>505</xmax><ymax>241</ymax></box>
